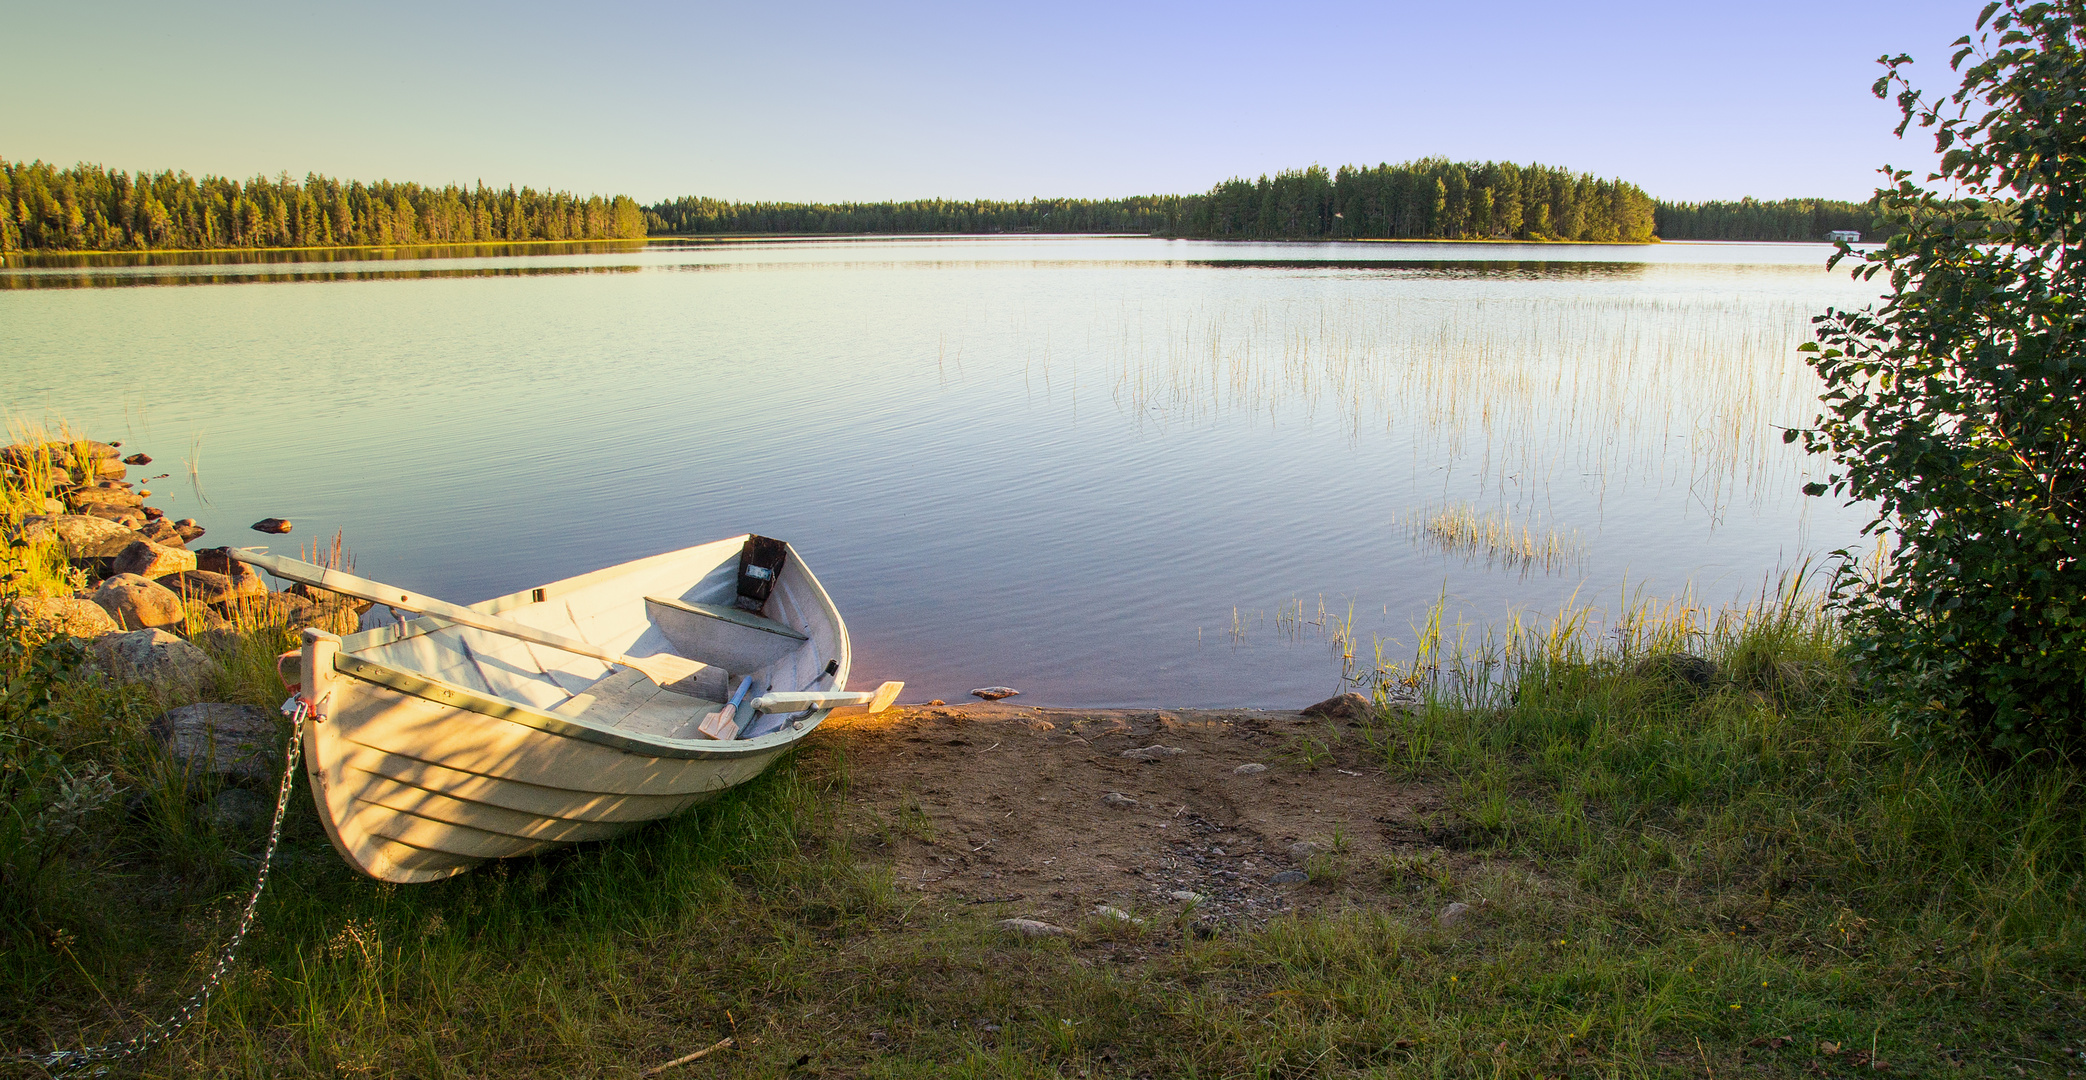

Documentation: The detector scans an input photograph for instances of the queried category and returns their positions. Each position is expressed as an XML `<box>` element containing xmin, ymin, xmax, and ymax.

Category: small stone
<box><xmin>1168</xmin><ymin>889</ymin><xmax>1207</xmax><ymax>903</ymax></box>
<box><xmin>174</xmin><ymin>522</ymin><xmax>206</xmax><ymax>543</ymax></box>
<box><xmin>122</xmin><ymin>452</ymin><xmax>152</xmax><ymax>466</ymax></box>
<box><xmin>91</xmin><ymin>629</ymin><xmax>224</xmax><ymax>697</ymax></box>
<box><xmin>1101</xmin><ymin>791</ymin><xmax>1139</xmax><ymax>808</ymax></box>
<box><xmin>209</xmin><ymin>788</ymin><xmax>271</xmax><ymax>834</ymax></box>
<box><xmin>1268</xmin><ymin>870</ymin><xmax>1309</xmax><ymax>885</ymax></box>
<box><xmin>1437</xmin><ymin>902</ymin><xmax>1473</xmax><ymax>926</ymax></box>
<box><xmin>1119</xmin><ymin>744</ymin><xmax>1184</xmax><ymax>761</ymax></box>
<box><xmin>1233</xmin><ymin>762</ymin><xmax>1269</xmax><ymax>775</ymax></box>
<box><xmin>91</xmin><ymin>573</ymin><xmax>187</xmax><ymax>631</ymax></box>
<box><xmin>996</xmin><ymin>918</ymin><xmax>1069</xmax><ymax>938</ymax></box>
<box><xmin>3</xmin><ymin>595</ymin><xmax>120</xmax><ymax>640</ymax></box>
<box><xmin>1288</xmin><ymin>841</ymin><xmax>1319</xmax><ymax>860</ymax></box>
<box><xmin>1300</xmin><ymin>692</ymin><xmax>1375</xmax><ymax>724</ymax></box>
<box><xmin>927</xmin><ymin>699</ymin><xmax>946</xmax><ymax>706</ymax></box>
<box><xmin>1093</xmin><ymin>905</ymin><xmax>1143</xmax><ymax>924</ymax></box>
<box><xmin>250</xmin><ymin>518</ymin><xmax>293</xmax><ymax>535</ymax></box>
<box><xmin>969</xmin><ymin>686</ymin><xmax>1019</xmax><ymax>700</ymax></box>
<box><xmin>112</xmin><ymin>538</ymin><xmax>197</xmax><ymax>578</ymax></box>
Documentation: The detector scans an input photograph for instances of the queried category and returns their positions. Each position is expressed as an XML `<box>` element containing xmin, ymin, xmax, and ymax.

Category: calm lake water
<box><xmin>0</xmin><ymin>237</ymin><xmax>1881</xmax><ymax>706</ymax></box>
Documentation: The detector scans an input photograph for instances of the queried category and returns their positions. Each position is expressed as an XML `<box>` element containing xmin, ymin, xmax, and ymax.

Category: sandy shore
<box><xmin>818</xmin><ymin>701</ymin><xmax>1477</xmax><ymax>930</ymax></box>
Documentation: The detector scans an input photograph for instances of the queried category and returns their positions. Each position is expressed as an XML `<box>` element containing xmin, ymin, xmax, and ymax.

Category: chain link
<box><xmin>16</xmin><ymin>695</ymin><xmax>310</xmax><ymax>1076</ymax></box>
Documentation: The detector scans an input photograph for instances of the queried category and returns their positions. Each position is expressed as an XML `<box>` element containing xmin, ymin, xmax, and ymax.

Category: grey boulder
<box><xmin>152</xmin><ymin>702</ymin><xmax>282</xmax><ymax>782</ymax></box>
<box><xmin>11</xmin><ymin>514</ymin><xmax>136</xmax><ymax>557</ymax></box>
<box><xmin>92</xmin><ymin>629</ymin><xmax>223</xmax><ymax>697</ymax></box>
<box><xmin>3</xmin><ymin>595</ymin><xmax>120</xmax><ymax>640</ymax></box>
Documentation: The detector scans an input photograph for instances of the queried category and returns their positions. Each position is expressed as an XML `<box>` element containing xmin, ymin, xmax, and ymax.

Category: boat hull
<box><xmin>296</xmin><ymin>536</ymin><xmax>847</xmax><ymax>883</ymax></box>
<box><xmin>302</xmin><ymin>676</ymin><xmax>793</xmax><ymax>882</ymax></box>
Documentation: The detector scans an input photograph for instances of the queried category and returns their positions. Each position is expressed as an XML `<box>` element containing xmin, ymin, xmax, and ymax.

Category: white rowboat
<box><xmin>257</xmin><ymin>535</ymin><xmax>893</xmax><ymax>883</ymax></box>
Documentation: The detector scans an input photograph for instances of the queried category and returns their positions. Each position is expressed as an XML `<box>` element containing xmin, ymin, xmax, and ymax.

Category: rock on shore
<box><xmin>91</xmin><ymin>629</ymin><xmax>223</xmax><ymax>697</ymax></box>
<box><xmin>151</xmin><ymin>702</ymin><xmax>281</xmax><ymax>781</ymax></box>
<box><xmin>4</xmin><ymin>436</ymin><xmax>359</xmax><ymax>660</ymax></box>
<box><xmin>91</xmin><ymin>574</ymin><xmax>187</xmax><ymax>632</ymax></box>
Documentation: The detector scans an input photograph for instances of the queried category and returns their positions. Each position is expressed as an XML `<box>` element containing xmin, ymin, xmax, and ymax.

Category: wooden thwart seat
<box><xmin>553</xmin><ymin>667</ymin><xmax>725</xmax><ymax>740</ymax></box>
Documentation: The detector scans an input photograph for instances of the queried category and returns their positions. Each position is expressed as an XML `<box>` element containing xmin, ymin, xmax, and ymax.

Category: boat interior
<box><xmin>341</xmin><ymin>537</ymin><xmax>843</xmax><ymax>742</ymax></box>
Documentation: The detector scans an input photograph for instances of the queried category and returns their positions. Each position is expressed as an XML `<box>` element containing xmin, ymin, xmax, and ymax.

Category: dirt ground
<box><xmin>817</xmin><ymin>700</ymin><xmax>1464</xmax><ymax>932</ymax></box>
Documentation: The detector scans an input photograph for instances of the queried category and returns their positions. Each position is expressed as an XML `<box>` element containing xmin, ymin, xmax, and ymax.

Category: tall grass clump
<box><xmin>1343</xmin><ymin>577</ymin><xmax>2084</xmax><ymax>1069</ymax></box>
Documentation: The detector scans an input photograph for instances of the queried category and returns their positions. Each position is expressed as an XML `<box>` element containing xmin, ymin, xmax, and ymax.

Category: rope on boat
<box><xmin>12</xmin><ymin>695</ymin><xmax>310</xmax><ymax>1076</ymax></box>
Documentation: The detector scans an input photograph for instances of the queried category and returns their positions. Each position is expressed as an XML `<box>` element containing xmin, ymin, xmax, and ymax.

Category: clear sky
<box><xmin>3</xmin><ymin>0</ymin><xmax>1975</xmax><ymax>205</ymax></box>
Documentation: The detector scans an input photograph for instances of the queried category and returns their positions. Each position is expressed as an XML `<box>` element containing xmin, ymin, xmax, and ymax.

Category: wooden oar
<box><xmin>751</xmin><ymin>681</ymin><xmax>904</xmax><ymax>716</ymax></box>
<box><xmin>231</xmin><ymin>549</ymin><xmax>707</xmax><ymax>688</ymax></box>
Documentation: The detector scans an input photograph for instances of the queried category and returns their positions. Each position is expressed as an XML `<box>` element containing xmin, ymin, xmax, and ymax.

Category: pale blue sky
<box><xmin>4</xmin><ymin>0</ymin><xmax>1972</xmax><ymax>204</ymax></box>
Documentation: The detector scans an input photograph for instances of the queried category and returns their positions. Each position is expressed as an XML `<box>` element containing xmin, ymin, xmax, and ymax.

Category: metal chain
<box><xmin>16</xmin><ymin>695</ymin><xmax>309</xmax><ymax>1076</ymax></box>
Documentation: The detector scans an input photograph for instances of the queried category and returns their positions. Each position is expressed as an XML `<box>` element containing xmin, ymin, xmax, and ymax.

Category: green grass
<box><xmin>4</xmin><ymin>493</ymin><xmax>2082</xmax><ymax>1076</ymax></box>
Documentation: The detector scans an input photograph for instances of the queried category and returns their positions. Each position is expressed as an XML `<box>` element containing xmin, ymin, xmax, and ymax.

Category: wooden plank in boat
<box><xmin>553</xmin><ymin>667</ymin><xmax>661</xmax><ymax>727</ymax></box>
<box><xmin>647</xmin><ymin>595</ymin><xmax>805</xmax><ymax>639</ymax></box>
<box><xmin>646</xmin><ymin>595</ymin><xmax>807</xmax><ymax>673</ymax></box>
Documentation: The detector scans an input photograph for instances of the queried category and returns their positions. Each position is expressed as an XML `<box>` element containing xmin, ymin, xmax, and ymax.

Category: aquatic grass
<box><xmin>1405</xmin><ymin>500</ymin><xmax>1586</xmax><ymax>573</ymax></box>
<box><xmin>1105</xmin><ymin>292</ymin><xmax>1842</xmax><ymax>527</ymax></box>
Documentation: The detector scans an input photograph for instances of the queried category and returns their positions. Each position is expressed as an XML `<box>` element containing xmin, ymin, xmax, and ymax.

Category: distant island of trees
<box><xmin>0</xmin><ymin>154</ymin><xmax>1886</xmax><ymax>253</ymax></box>
<box><xmin>0</xmin><ymin>159</ymin><xmax>645</xmax><ymax>252</ymax></box>
<box><xmin>648</xmin><ymin>160</ymin><xmax>1660</xmax><ymax>243</ymax></box>
<box><xmin>644</xmin><ymin>195</ymin><xmax>1188</xmax><ymax>237</ymax></box>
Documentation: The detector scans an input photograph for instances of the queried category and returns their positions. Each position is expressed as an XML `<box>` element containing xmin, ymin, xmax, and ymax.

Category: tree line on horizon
<box><xmin>1</xmin><ymin>155</ymin><xmax>1891</xmax><ymax>252</ymax></box>
<box><xmin>647</xmin><ymin>160</ymin><xmax>1662</xmax><ymax>243</ymax></box>
<box><xmin>1652</xmin><ymin>196</ymin><xmax>1886</xmax><ymax>242</ymax></box>
<box><xmin>0</xmin><ymin>159</ymin><xmax>647</xmax><ymax>252</ymax></box>
<box><xmin>644</xmin><ymin>195</ymin><xmax>1187</xmax><ymax>236</ymax></box>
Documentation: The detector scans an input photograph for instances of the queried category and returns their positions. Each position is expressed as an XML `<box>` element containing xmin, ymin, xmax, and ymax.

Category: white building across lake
<box><xmin>1827</xmin><ymin>230</ymin><xmax>1862</xmax><ymax>242</ymax></box>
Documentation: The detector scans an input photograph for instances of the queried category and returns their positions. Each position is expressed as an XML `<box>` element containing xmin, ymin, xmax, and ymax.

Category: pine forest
<box><xmin>2</xmin><ymin>155</ymin><xmax>1889</xmax><ymax>251</ymax></box>
<box><xmin>0</xmin><ymin>159</ymin><xmax>647</xmax><ymax>252</ymax></box>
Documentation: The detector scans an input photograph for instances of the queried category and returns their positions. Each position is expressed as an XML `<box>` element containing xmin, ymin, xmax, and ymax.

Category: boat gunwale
<box><xmin>329</xmin><ymin>653</ymin><xmax>825</xmax><ymax>758</ymax></box>
<box><xmin>323</xmin><ymin>536</ymin><xmax>850</xmax><ymax>761</ymax></box>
